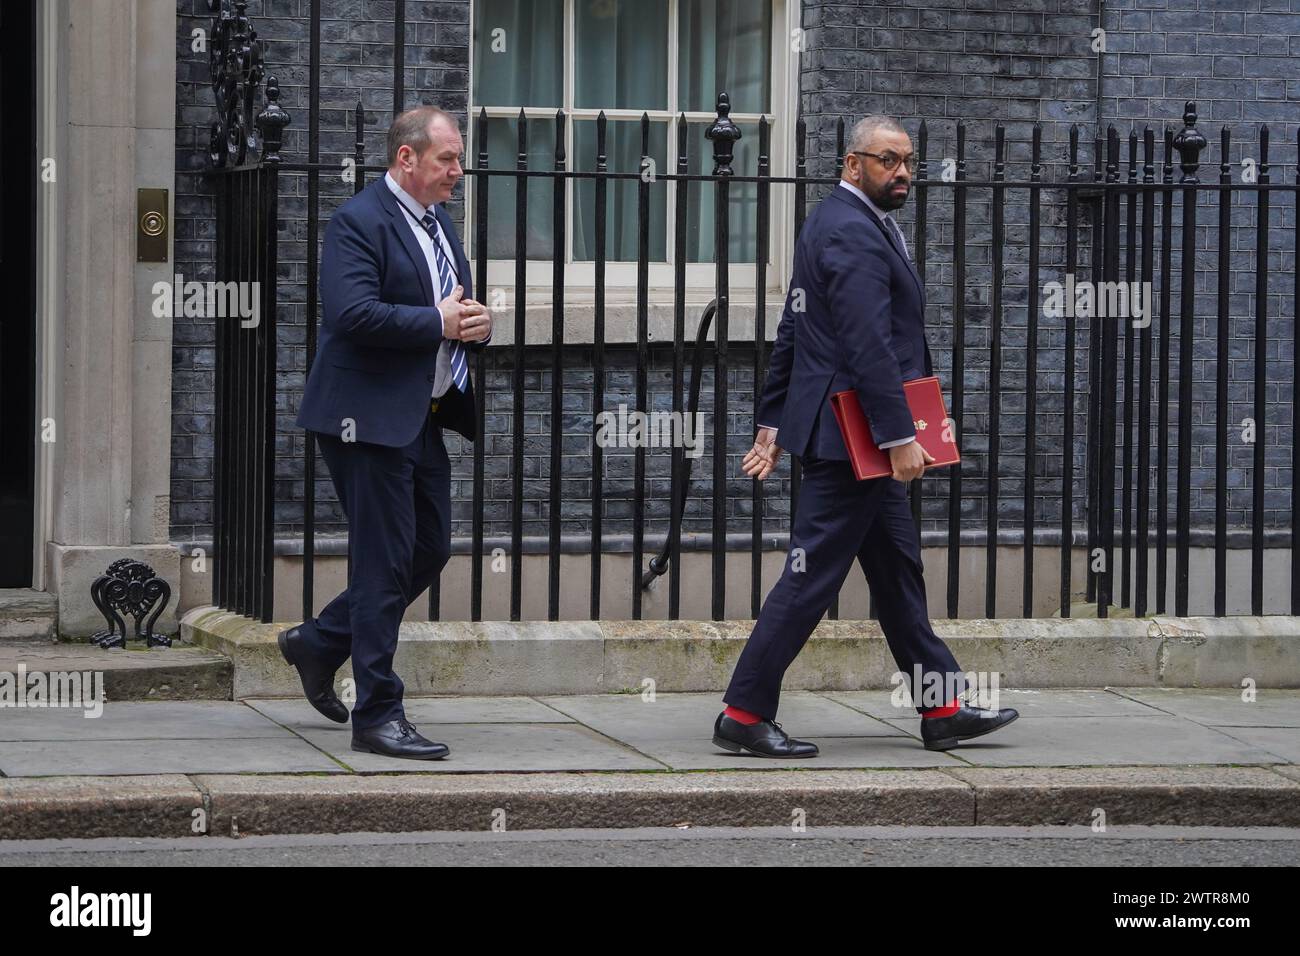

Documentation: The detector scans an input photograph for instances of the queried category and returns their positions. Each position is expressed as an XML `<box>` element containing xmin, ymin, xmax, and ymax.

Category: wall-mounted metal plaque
<box><xmin>137</xmin><ymin>188</ymin><xmax>169</xmax><ymax>262</ymax></box>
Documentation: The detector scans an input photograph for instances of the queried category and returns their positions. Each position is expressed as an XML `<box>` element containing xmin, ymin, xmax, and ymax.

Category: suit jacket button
<box><xmin>427</xmin><ymin>374</ymin><xmax>436</xmax><ymax>383</ymax></box>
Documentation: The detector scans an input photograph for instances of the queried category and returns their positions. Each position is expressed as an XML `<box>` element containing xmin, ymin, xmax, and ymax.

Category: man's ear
<box><xmin>398</xmin><ymin>144</ymin><xmax>418</xmax><ymax>172</ymax></box>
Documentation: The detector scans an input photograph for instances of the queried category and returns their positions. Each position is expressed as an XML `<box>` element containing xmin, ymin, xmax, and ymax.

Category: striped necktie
<box><xmin>418</xmin><ymin>210</ymin><xmax>468</xmax><ymax>392</ymax></box>
<box><xmin>883</xmin><ymin>214</ymin><xmax>911</xmax><ymax>261</ymax></box>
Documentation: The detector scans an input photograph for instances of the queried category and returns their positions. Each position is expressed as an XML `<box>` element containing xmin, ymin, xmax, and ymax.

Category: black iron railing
<box><xmin>202</xmin><ymin>2</ymin><xmax>1300</xmax><ymax>625</ymax></box>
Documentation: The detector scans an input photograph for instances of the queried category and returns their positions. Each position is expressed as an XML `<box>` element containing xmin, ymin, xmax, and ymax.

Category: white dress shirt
<box><xmin>758</xmin><ymin>180</ymin><xmax>916</xmax><ymax>450</ymax></box>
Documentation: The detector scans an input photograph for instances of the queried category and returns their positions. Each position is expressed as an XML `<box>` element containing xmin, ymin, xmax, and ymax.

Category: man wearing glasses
<box><xmin>712</xmin><ymin>115</ymin><xmax>1019</xmax><ymax>757</ymax></box>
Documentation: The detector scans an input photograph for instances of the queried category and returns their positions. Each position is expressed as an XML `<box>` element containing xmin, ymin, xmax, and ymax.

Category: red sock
<box><xmin>921</xmin><ymin>698</ymin><xmax>961</xmax><ymax>718</ymax></box>
<box><xmin>724</xmin><ymin>705</ymin><xmax>763</xmax><ymax>725</ymax></box>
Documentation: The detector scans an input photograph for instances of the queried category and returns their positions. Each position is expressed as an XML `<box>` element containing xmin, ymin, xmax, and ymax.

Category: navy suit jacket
<box><xmin>297</xmin><ymin>176</ymin><xmax>484</xmax><ymax>447</ymax></box>
<box><xmin>758</xmin><ymin>185</ymin><xmax>933</xmax><ymax>461</ymax></box>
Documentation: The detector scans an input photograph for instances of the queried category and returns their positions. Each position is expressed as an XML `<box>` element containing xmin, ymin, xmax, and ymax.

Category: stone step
<box><xmin>182</xmin><ymin>605</ymin><xmax>1300</xmax><ymax>699</ymax></box>
<box><xmin>0</xmin><ymin>642</ymin><xmax>232</xmax><ymax>702</ymax></box>
<box><xmin>0</xmin><ymin>589</ymin><xmax>58</xmax><ymax>642</ymax></box>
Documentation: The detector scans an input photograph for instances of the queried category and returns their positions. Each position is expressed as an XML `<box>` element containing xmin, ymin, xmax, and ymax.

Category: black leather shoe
<box><xmin>713</xmin><ymin>712</ymin><xmax>819</xmax><ymax>758</ymax></box>
<box><xmin>352</xmin><ymin>718</ymin><xmax>450</xmax><ymax>760</ymax></box>
<box><xmin>920</xmin><ymin>704</ymin><xmax>1019</xmax><ymax>751</ymax></box>
<box><xmin>277</xmin><ymin>625</ymin><xmax>349</xmax><ymax>724</ymax></box>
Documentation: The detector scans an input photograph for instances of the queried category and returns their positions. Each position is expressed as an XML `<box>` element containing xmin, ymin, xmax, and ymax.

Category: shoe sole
<box><xmin>712</xmin><ymin>734</ymin><xmax>819</xmax><ymax>759</ymax></box>
<box><xmin>923</xmin><ymin>712</ymin><xmax>1020</xmax><ymax>751</ymax></box>
<box><xmin>279</xmin><ymin>629</ymin><xmax>350</xmax><ymax>725</ymax></box>
<box><xmin>351</xmin><ymin>742</ymin><xmax>449</xmax><ymax>760</ymax></box>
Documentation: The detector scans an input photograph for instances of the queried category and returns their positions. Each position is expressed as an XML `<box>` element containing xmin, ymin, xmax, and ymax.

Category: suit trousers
<box><xmin>299</xmin><ymin>406</ymin><xmax>452</xmax><ymax>730</ymax></box>
<box><xmin>723</xmin><ymin>456</ymin><xmax>965</xmax><ymax>720</ymax></box>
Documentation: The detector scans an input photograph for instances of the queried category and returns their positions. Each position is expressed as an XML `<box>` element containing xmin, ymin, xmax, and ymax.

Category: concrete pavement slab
<box><xmin>645</xmin><ymin>733</ymin><xmax>969</xmax><ymax>770</ymax></box>
<box><xmin>0</xmin><ymin>689</ymin><xmax>1289</xmax><ymax>780</ymax></box>
<box><xmin>824</xmin><ymin>687</ymin><xmax>1164</xmax><ymax>720</ymax></box>
<box><xmin>882</xmin><ymin>714</ymin><xmax>1287</xmax><ymax>767</ymax></box>
<box><xmin>1108</xmin><ymin>688</ymin><xmax>1300</xmax><ymax>727</ymax></box>
<box><xmin>536</xmin><ymin>692</ymin><xmax>964</xmax><ymax>769</ymax></box>
<box><xmin>288</xmin><ymin>722</ymin><xmax>666</xmax><ymax>773</ymax></box>
<box><xmin>0</xmin><ymin>736</ymin><xmax>345</xmax><ymax>776</ymax></box>
<box><xmin>537</xmin><ymin>690</ymin><xmax>908</xmax><ymax>740</ymax></box>
<box><xmin>0</xmin><ymin>700</ymin><xmax>294</xmax><ymax>741</ymax></box>
<box><xmin>243</xmin><ymin>695</ymin><xmax>577</xmax><ymax>728</ymax></box>
<box><xmin>1206</xmin><ymin>726</ymin><xmax>1300</xmax><ymax>763</ymax></box>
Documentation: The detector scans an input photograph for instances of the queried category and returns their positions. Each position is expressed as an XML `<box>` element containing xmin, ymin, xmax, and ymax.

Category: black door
<box><xmin>0</xmin><ymin>0</ymin><xmax>37</xmax><ymax>586</ymax></box>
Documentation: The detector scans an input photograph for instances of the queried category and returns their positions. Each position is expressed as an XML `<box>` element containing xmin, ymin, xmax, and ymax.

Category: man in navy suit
<box><xmin>279</xmin><ymin>106</ymin><xmax>491</xmax><ymax>760</ymax></box>
<box><xmin>712</xmin><ymin>115</ymin><xmax>1018</xmax><ymax>757</ymax></box>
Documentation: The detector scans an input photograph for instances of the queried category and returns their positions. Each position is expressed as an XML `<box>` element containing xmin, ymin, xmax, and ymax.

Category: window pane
<box><xmin>678</xmin><ymin>0</ymin><xmax>772</xmax><ymax>114</ymax></box>
<box><xmin>573</xmin><ymin>120</ymin><xmax>668</xmax><ymax>261</ymax></box>
<box><xmin>473</xmin><ymin>0</ymin><xmax>564</xmax><ymax>108</ymax></box>
<box><xmin>574</xmin><ymin>0</ymin><xmax>669</xmax><ymax>110</ymax></box>
<box><xmin>684</xmin><ymin>121</ymin><xmax>763</xmax><ymax>263</ymax></box>
<box><xmin>481</xmin><ymin>116</ymin><xmax>558</xmax><ymax>260</ymax></box>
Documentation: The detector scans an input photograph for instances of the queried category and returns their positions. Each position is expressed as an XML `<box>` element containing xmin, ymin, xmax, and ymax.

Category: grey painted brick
<box><xmin>169</xmin><ymin>0</ymin><xmax>1300</xmax><ymax>545</ymax></box>
<box><xmin>795</xmin><ymin>0</ymin><xmax>1294</xmax><ymax>541</ymax></box>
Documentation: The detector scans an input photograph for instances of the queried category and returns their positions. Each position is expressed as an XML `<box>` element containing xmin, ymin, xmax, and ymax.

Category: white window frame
<box><xmin>466</xmin><ymin>0</ymin><xmax>800</xmax><ymax>298</ymax></box>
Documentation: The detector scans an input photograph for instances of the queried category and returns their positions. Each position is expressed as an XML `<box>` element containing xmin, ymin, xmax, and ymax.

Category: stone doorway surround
<box><xmin>35</xmin><ymin>0</ymin><xmax>179</xmax><ymax>636</ymax></box>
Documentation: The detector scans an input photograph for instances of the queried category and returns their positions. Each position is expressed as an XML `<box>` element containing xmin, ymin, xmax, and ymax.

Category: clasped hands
<box><xmin>439</xmin><ymin>285</ymin><xmax>492</xmax><ymax>342</ymax></box>
<box><xmin>741</xmin><ymin>425</ymin><xmax>934</xmax><ymax>483</ymax></box>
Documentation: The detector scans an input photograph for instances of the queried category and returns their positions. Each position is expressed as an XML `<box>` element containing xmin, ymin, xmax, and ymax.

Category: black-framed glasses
<box><xmin>851</xmin><ymin>150</ymin><xmax>917</xmax><ymax>175</ymax></box>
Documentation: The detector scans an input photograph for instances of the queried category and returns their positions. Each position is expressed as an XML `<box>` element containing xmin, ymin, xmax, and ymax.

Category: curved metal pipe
<box><xmin>641</xmin><ymin>299</ymin><xmax>718</xmax><ymax>590</ymax></box>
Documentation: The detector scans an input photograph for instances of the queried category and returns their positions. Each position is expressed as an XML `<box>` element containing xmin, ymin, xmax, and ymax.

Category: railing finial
<box><xmin>256</xmin><ymin>75</ymin><xmax>290</xmax><ymax>165</ymax></box>
<box><xmin>706</xmin><ymin>91</ymin><xmax>742</xmax><ymax>177</ymax></box>
<box><xmin>1172</xmin><ymin>100</ymin><xmax>1206</xmax><ymax>183</ymax></box>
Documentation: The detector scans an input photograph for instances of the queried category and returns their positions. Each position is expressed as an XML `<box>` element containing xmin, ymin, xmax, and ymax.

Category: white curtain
<box><xmin>472</xmin><ymin>0</ymin><xmax>771</xmax><ymax>263</ymax></box>
<box><xmin>474</xmin><ymin>0</ymin><xmax>564</xmax><ymax>258</ymax></box>
<box><xmin>571</xmin><ymin>1</ymin><xmax>670</xmax><ymax>259</ymax></box>
<box><xmin>575</xmin><ymin>0</ymin><xmax>668</xmax><ymax>110</ymax></box>
<box><xmin>473</xmin><ymin>0</ymin><xmax>564</xmax><ymax>108</ymax></box>
<box><xmin>573</xmin><ymin>121</ymin><xmax>668</xmax><ymax>261</ymax></box>
<box><xmin>680</xmin><ymin>0</ymin><xmax>770</xmax><ymax>262</ymax></box>
<box><xmin>678</xmin><ymin>0</ymin><xmax>771</xmax><ymax>114</ymax></box>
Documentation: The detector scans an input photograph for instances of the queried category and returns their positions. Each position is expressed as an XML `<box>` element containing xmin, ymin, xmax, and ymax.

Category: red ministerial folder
<box><xmin>829</xmin><ymin>376</ymin><xmax>961</xmax><ymax>480</ymax></box>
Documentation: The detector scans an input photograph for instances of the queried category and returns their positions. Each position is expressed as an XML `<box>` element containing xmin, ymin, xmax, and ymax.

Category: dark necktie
<box><xmin>417</xmin><ymin>209</ymin><xmax>467</xmax><ymax>392</ymax></box>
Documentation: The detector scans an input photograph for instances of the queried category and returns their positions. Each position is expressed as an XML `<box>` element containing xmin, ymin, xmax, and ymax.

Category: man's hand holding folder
<box><xmin>742</xmin><ymin>423</ymin><xmax>935</xmax><ymax>484</ymax></box>
<box><xmin>830</xmin><ymin>375</ymin><xmax>961</xmax><ymax>482</ymax></box>
<box><xmin>889</xmin><ymin>440</ymin><xmax>935</xmax><ymax>483</ymax></box>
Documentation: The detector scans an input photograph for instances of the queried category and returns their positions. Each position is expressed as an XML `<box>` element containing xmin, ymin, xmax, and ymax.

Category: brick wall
<box><xmin>172</xmin><ymin>0</ymin><xmax>1300</xmax><ymax>547</ymax></box>
<box><xmin>173</xmin><ymin>0</ymin><xmax>472</xmax><ymax>540</ymax></box>
<box><xmin>800</xmin><ymin>0</ymin><xmax>1300</xmax><ymax>533</ymax></box>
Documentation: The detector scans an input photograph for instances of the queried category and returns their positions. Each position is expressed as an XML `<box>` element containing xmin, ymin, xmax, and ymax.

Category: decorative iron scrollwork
<box><xmin>207</xmin><ymin>0</ymin><xmax>266</xmax><ymax>167</ymax></box>
<box><xmin>89</xmin><ymin>559</ymin><xmax>173</xmax><ymax>649</ymax></box>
